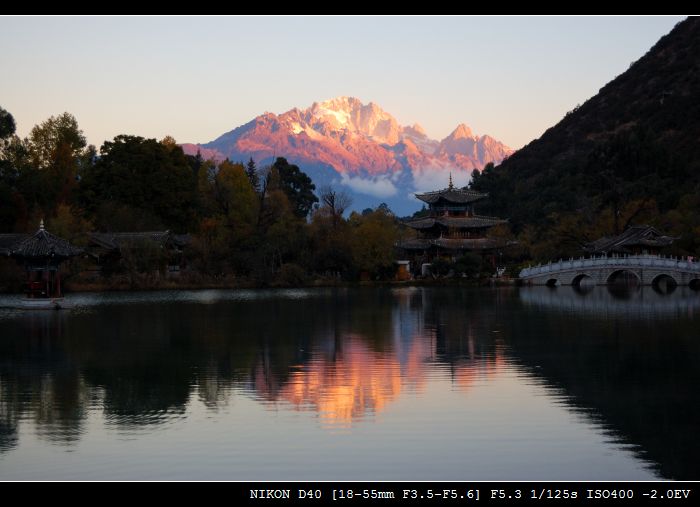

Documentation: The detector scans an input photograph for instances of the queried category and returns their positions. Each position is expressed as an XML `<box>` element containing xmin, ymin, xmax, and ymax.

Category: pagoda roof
<box><xmin>584</xmin><ymin>225</ymin><xmax>675</xmax><ymax>254</ymax></box>
<box><xmin>0</xmin><ymin>233</ymin><xmax>29</xmax><ymax>256</ymax></box>
<box><xmin>398</xmin><ymin>237</ymin><xmax>512</xmax><ymax>251</ymax></box>
<box><xmin>405</xmin><ymin>215</ymin><xmax>507</xmax><ymax>230</ymax></box>
<box><xmin>90</xmin><ymin>231</ymin><xmax>172</xmax><ymax>250</ymax></box>
<box><xmin>415</xmin><ymin>187</ymin><xmax>487</xmax><ymax>205</ymax></box>
<box><xmin>11</xmin><ymin>226</ymin><xmax>82</xmax><ymax>259</ymax></box>
<box><xmin>89</xmin><ymin>231</ymin><xmax>191</xmax><ymax>251</ymax></box>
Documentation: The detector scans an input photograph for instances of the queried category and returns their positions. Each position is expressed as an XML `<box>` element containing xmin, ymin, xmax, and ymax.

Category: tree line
<box><xmin>0</xmin><ymin>107</ymin><xmax>402</xmax><ymax>285</ymax></box>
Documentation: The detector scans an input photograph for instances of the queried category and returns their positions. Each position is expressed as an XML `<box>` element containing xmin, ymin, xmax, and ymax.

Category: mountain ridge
<box><xmin>181</xmin><ymin>97</ymin><xmax>512</xmax><ymax>214</ymax></box>
<box><xmin>470</xmin><ymin>17</ymin><xmax>700</xmax><ymax>257</ymax></box>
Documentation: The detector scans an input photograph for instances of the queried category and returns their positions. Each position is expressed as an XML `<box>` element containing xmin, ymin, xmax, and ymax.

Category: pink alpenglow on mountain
<box><xmin>182</xmin><ymin>97</ymin><xmax>512</xmax><ymax>214</ymax></box>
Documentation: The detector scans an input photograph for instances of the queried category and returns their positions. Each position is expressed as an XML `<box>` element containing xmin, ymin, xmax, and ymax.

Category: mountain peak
<box><xmin>182</xmin><ymin>97</ymin><xmax>513</xmax><ymax>215</ymax></box>
<box><xmin>449</xmin><ymin>123</ymin><xmax>474</xmax><ymax>139</ymax></box>
<box><xmin>318</xmin><ymin>96</ymin><xmax>364</xmax><ymax>111</ymax></box>
<box><xmin>410</xmin><ymin>123</ymin><xmax>426</xmax><ymax>136</ymax></box>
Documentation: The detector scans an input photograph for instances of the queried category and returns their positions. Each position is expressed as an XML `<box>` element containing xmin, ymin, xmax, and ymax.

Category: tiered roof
<box><xmin>400</xmin><ymin>237</ymin><xmax>512</xmax><ymax>251</ymax></box>
<box><xmin>415</xmin><ymin>187</ymin><xmax>487</xmax><ymax>205</ymax></box>
<box><xmin>405</xmin><ymin>215</ymin><xmax>506</xmax><ymax>230</ymax></box>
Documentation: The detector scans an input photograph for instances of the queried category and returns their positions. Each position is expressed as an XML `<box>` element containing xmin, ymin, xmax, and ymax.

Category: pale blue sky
<box><xmin>0</xmin><ymin>16</ymin><xmax>685</xmax><ymax>150</ymax></box>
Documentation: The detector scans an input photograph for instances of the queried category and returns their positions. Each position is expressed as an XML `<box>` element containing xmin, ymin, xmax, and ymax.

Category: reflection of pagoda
<box><xmin>399</xmin><ymin>176</ymin><xmax>511</xmax><ymax>270</ymax></box>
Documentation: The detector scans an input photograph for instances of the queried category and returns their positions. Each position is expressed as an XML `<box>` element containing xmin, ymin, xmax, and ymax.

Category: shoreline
<box><xmin>0</xmin><ymin>277</ymin><xmax>519</xmax><ymax>295</ymax></box>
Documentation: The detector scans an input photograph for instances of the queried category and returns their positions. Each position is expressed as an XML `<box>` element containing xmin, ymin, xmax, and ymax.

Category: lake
<box><xmin>0</xmin><ymin>286</ymin><xmax>698</xmax><ymax>480</ymax></box>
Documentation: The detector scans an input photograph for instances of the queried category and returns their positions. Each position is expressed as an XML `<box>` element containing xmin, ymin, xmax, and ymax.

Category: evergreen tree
<box><xmin>246</xmin><ymin>157</ymin><xmax>259</xmax><ymax>192</ymax></box>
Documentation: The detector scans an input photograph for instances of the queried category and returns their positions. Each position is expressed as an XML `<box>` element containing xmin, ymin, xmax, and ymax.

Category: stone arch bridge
<box><xmin>519</xmin><ymin>255</ymin><xmax>700</xmax><ymax>288</ymax></box>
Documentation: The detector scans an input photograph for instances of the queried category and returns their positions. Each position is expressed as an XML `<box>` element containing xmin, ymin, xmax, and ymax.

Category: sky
<box><xmin>0</xmin><ymin>16</ymin><xmax>685</xmax><ymax>150</ymax></box>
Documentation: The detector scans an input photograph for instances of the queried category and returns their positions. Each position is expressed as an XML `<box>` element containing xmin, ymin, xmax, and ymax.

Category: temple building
<box><xmin>584</xmin><ymin>225</ymin><xmax>675</xmax><ymax>256</ymax></box>
<box><xmin>398</xmin><ymin>177</ymin><xmax>512</xmax><ymax>274</ymax></box>
<box><xmin>87</xmin><ymin>231</ymin><xmax>190</xmax><ymax>277</ymax></box>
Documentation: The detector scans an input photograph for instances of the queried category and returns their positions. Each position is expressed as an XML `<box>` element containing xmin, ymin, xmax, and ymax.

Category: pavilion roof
<box><xmin>88</xmin><ymin>231</ymin><xmax>192</xmax><ymax>251</ymax></box>
<box><xmin>89</xmin><ymin>231</ymin><xmax>171</xmax><ymax>250</ymax></box>
<box><xmin>0</xmin><ymin>233</ymin><xmax>29</xmax><ymax>256</ymax></box>
<box><xmin>585</xmin><ymin>225</ymin><xmax>675</xmax><ymax>254</ymax></box>
<box><xmin>11</xmin><ymin>225</ymin><xmax>82</xmax><ymax>259</ymax></box>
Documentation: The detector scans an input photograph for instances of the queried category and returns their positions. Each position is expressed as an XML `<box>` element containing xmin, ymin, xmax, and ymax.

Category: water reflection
<box><xmin>514</xmin><ymin>286</ymin><xmax>700</xmax><ymax>479</ymax></box>
<box><xmin>0</xmin><ymin>287</ymin><xmax>698</xmax><ymax>479</ymax></box>
<box><xmin>520</xmin><ymin>285</ymin><xmax>700</xmax><ymax>319</ymax></box>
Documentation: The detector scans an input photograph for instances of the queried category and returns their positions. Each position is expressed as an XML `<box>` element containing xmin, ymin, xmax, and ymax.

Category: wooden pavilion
<box><xmin>8</xmin><ymin>220</ymin><xmax>83</xmax><ymax>305</ymax></box>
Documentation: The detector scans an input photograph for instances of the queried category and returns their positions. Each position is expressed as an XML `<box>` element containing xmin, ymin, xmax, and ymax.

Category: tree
<box><xmin>25</xmin><ymin>112</ymin><xmax>89</xmax><ymax>212</ymax></box>
<box><xmin>79</xmin><ymin>135</ymin><xmax>197</xmax><ymax>232</ymax></box>
<box><xmin>319</xmin><ymin>185</ymin><xmax>353</xmax><ymax>228</ymax></box>
<box><xmin>160</xmin><ymin>135</ymin><xmax>178</xmax><ymax>150</ymax></box>
<box><xmin>246</xmin><ymin>157</ymin><xmax>259</xmax><ymax>192</ymax></box>
<box><xmin>348</xmin><ymin>206</ymin><xmax>399</xmax><ymax>278</ymax></box>
<box><xmin>0</xmin><ymin>107</ymin><xmax>18</xmax><ymax>231</ymax></box>
<box><xmin>271</xmin><ymin>157</ymin><xmax>318</xmax><ymax>219</ymax></box>
<box><xmin>0</xmin><ymin>106</ymin><xmax>15</xmax><ymax>142</ymax></box>
<box><xmin>213</xmin><ymin>160</ymin><xmax>258</xmax><ymax>243</ymax></box>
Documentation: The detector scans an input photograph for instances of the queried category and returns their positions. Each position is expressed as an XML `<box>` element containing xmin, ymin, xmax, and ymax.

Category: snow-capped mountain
<box><xmin>181</xmin><ymin>97</ymin><xmax>512</xmax><ymax>215</ymax></box>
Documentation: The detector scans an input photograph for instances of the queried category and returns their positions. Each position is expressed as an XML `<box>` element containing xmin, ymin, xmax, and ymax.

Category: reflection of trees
<box><xmin>510</xmin><ymin>287</ymin><xmax>700</xmax><ymax>479</ymax></box>
<box><xmin>7</xmin><ymin>285</ymin><xmax>694</xmax><ymax>481</ymax></box>
<box><xmin>0</xmin><ymin>290</ymin><xmax>403</xmax><ymax>449</ymax></box>
<box><xmin>0</xmin><ymin>380</ymin><xmax>19</xmax><ymax>452</ymax></box>
<box><xmin>0</xmin><ymin>312</ymin><xmax>89</xmax><ymax>448</ymax></box>
<box><xmin>0</xmin><ymin>288</ymin><xmax>512</xmax><ymax>450</ymax></box>
<box><xmin>410</xmin><ymin>288</ymin><xmax>506</xmax><ymax>388</ymax></box>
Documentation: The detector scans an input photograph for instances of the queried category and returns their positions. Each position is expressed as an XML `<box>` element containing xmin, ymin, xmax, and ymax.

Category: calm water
<box><xmin>0</xmin><ymin>286</ymin><xmax>698</xmax><ymax>480</ymax></box>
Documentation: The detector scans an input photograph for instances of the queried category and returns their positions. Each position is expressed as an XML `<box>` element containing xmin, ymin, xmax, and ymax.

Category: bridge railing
<box><xmin>519</xmin><ymin>254</ymin><xmax>700</xmax><ymax>278</ymax></box>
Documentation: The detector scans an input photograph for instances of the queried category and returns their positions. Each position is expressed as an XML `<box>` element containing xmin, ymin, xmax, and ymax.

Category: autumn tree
<box><xmin>26</xmin><ymin>112</ymin><xmax>91</xmax><ymax>211</ymax></box>
<box><xmin>348</xmin><ymin>205</ymin><xmax>399</xmax><ymax>279</ymax></box>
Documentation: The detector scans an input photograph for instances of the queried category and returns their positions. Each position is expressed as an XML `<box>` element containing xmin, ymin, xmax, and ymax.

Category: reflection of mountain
<box><xmin>511</xmin><ymin>287</ymin><xmax>700</xmax><ymax>479</ymax></box>
<box><xmin>251</xmin><ymin>288</ymin><xmax>504</xmax><ymax>426</ymax></box>
<box><xmin>277</xmin><ymin>336</ymin><xmax>404</xmax><ymax>427</ymax></box>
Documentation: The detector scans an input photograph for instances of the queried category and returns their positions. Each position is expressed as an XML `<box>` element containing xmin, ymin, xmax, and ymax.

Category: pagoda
<box><xmin>399</xmin><ymin>176</ymin><xmax>511</xmax><ymax>272</ymax></box>
<box><xmin>8</xmin><ymin>220</ymin><xmax>83</xmax><ymax>308</ymax></box>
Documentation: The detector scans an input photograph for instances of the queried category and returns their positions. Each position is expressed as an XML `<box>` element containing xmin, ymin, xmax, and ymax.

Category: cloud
<box><xmin>340</xmin><ymin>174</ymin><xmax>399</xmax><ymax>198</ymax></box>
<box><xmin>411</xmin><ymin>163</ymin><xmax>471</xmax><ymax>193</ymax></box>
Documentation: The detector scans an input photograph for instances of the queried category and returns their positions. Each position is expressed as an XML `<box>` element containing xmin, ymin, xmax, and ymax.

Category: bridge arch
<box><xmin>572</xmin><ymin>273</ymin><xmax>595</xmax><ymax>287</ymax></box>
<box><xmin>607</xmin><ymin>269</ymin><xmax>641</xmax><ymax>287</ymax></box>
<box><xmin>545</xmin><ymin>278</ymin><xmax>559</xmax><ymax>287</ymax></box>
<box><xmin>690</xmin><ymin>279</ymin><xmax>700</xmax><ymax>291</ymax></box>
<box><xmin>652</xmin><ymin>274</ymin><xmax>678</xmax><ymax>294</ymax></box>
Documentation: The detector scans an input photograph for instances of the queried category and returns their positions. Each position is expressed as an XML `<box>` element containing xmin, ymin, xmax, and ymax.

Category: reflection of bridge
<box><xmin>519</xmin><ymin>255</ymin><xmax>700</xmax><ymax>287</ymax></box>
<box><xmin>519</xmin><ymin>286</ymin><xmax>700</xmax><ymax>318</ymax></box>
